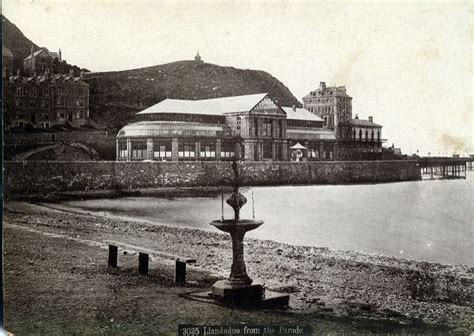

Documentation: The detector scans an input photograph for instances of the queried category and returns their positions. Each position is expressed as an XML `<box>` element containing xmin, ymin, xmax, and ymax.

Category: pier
<box><xmin>418</xmin><ymin>157</ymin><xmax>473</xmax><ymax>179</ymax></box>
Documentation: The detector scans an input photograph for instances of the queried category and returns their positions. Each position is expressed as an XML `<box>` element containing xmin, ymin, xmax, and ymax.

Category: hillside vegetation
<box><xmin>85</xmin><ymin>60</ymin><xmax>301</xmax><ymax>130</ymax></box>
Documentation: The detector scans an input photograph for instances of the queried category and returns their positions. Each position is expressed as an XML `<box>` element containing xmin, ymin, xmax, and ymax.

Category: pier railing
<box><xmin>418</xmin><ymin>157</ymin><xmax>473</xmax><ymax>179</ymax></box>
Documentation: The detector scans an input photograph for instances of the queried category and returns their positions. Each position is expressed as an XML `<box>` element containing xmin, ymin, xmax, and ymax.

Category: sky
<box><xmin>3</xmin><ymin>0</ymin><xmax>473</xmax><ymax>156</ymax></box>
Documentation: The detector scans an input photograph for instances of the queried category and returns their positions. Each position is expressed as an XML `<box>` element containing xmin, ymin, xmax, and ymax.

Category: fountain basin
<box><xmin>210</xmin><ymin>219</ymin><xmax>264</xmax><ymax>233</ymax></box>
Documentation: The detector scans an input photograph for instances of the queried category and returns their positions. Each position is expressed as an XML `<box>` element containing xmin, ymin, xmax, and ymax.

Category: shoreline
<box><xmin>3</xmin><ymin>201</ymin><xmax>473</xmax><ymax>333</ymax></box>
<box><xmin>36</xmin><ymin>200</ymin><xmax>473</xmax><ymax>269</ymax></box>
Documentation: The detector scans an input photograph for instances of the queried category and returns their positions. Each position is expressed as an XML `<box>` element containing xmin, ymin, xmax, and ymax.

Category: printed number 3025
<box><xmin>182</xmin><ymin>328</ymin><xmax>200</xmax><ymax>335</ymax></box>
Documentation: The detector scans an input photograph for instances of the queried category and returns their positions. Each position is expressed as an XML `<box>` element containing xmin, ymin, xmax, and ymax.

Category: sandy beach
<box><xmin>3</xmin><ymin>201</ymin><xmax>473</xmax><ymax>335</ymax></box>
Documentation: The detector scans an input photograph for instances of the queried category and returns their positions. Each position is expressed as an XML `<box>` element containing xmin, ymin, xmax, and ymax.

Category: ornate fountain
<box><xmin>209</xmin><ymin>160</ymin><xmax>288</xmax><ymax>306</ymax></box>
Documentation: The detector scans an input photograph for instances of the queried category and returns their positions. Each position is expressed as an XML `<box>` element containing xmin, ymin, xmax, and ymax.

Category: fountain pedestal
<box><xmin>207</xmin><ymin>160</ymin><xmax>289</xmax><ymax>307</ymax></box>
<box><xmin>210</xmin><ymin>219</ymin><xmax>264</xmax><ymax>303</ymax></box>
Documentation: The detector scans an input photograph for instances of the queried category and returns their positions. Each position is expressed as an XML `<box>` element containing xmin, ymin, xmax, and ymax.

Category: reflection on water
<box><xmin>63</xmin><ymin>173</ymin><xmax>473</xmax><ymax>266</ymax></box>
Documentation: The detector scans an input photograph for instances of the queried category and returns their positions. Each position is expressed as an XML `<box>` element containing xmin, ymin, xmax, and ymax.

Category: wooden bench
<box><xmin>105</xmin><ymin>241</ymin><xmax>196</xmax><ymax>286</ymax></box>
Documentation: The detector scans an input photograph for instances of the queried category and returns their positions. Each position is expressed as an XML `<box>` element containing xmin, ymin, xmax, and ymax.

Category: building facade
<box><xmin>3</xmin><ymin>46</ymin><xmax>91</xmax><ymax>130</ymax></box>
<box><xmin>3</xmin><ymin>71</ymin><xmax>90</xmax><ymax>129</ymax></box>
<box><xmin>116</xmin><ymin>93</ymin><xmax>336</xmax><ymax>162</ymax></box>
<box><xmin>23</xmin><ymin>47</ymin><xmax>65</xmax><ymax>76</ymax></box>
<box><xmin>303</xmin><ymin>81</ymin><xmax>384</xmax><ymax>160</ymax></box>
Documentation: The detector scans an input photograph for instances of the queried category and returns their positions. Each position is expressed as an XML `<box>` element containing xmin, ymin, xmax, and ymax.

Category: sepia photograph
<box><xmin>1</xmin><ymin>0</ymin><xmax>472</xmax><ymax>335</ymax></box>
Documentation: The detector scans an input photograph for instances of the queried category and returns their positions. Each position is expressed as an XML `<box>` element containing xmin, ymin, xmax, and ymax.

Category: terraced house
<box><xmin>116</xmin><ymin>93</ymin><xmax>337</xmax><ymax>161</ymax></box>
<box><xmin>2</xmin><ymin>46</ymin><xmax>91</xmax><ymax>130</ymax></box>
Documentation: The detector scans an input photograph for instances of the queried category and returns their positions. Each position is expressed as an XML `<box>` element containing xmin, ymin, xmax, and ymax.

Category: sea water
<box><xmin>62</xmin><ymin>172</ymin><xmax>473</xmax><ymax>266</ymax></box>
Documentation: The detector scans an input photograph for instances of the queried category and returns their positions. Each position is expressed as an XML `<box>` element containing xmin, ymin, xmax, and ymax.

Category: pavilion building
<box><xmin>116</xmin><ymin>93</ymin><xmax>336</xmax><ymax>161</ymax></box>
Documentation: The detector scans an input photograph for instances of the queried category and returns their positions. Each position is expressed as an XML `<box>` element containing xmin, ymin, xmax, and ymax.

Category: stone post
<box><xmin>108</xmin><ymin>245</ymin><xmax>118</xmax><ymax>268</ymax></box>
<box><xmin>138</xmin><ymin>253</ymin><xmax>149</xmax><ymax>275</ymax></box>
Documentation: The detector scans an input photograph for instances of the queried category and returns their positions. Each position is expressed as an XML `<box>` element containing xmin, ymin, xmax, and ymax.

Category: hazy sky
<box><xmin>4</xmin><ymin>0</ymin><xmax>472</xmax><ymax>155</ymax></box>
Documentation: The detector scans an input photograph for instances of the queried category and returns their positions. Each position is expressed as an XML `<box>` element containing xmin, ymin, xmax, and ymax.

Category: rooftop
<box><xmin>8</xmin><ymin>73</ymin><xmax>88</xmax><ymax>85</ymax></box>
<box><xmin>351</xmin><ymin>118</ymin><xmax>382</xmax><ymax>127</ymax></box>
<box><xmin>282</xmin><ymin>106</ymin><xmax>323</xmax><ymax>122</ymax></box>
<box><xmin>136</xmin><ymin>93</ymin><xmax>269</xmax><ymax>116</ymax></box>
<box><xmin>24</xmin><ymin>48</ymin><xmax>49</xmax><ymax>61</ymax></box>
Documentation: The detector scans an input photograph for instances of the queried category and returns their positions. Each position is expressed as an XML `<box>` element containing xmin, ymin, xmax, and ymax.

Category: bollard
<box><xmin>108</xmin><ymin>245</ymin><xmax>118</xmax><ymax>268</ymax></box>
<box><xmin>175</xmin><ymin>260</ymin><xmax>187</xmax><ymax>286</ymax></box>
<box><xmin>138</xmin><ymin>253</ymin><xmax>149</xmax><ymax>276</ymax></box>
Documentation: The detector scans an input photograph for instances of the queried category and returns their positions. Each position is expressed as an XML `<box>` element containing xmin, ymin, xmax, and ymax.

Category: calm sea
<box><xmin>62</xmin><ymin>172</ymin><xmax>473</xmax><ymax>266</ymax></box>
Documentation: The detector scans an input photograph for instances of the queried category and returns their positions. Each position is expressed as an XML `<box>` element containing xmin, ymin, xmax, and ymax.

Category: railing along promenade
<box><xmin>418</xmin><ymin>156</ymin><xmax>473</xmax><ymax>179</ymax></box>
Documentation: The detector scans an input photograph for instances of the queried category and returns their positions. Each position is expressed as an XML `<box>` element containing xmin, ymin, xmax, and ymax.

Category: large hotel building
<box><xmin>303</xmin><ymin>82</ymin><xmax>384</xmax><ymax>160</ymax></box>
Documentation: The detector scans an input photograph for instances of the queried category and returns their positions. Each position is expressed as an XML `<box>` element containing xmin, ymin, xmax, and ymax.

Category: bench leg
<box><xmin>138</xmin><ymin>253</ymin><xmax>149</xmax><ymax>276</ymax></box>
<box><xmin>108</xmin><ymin>245</ymin><xmax>118</xmax><ymax>268</ymax></box>
<box><xmin>175</xmin><ymin>260</ymin><xmax>186</xmax><ymax>286</ymax></box>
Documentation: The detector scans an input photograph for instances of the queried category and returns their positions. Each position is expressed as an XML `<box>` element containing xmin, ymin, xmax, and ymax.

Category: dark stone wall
<box><xmin>4</xmin><ymin>160</ymin><xmax>421</xmax><ymax>196</ymax></box>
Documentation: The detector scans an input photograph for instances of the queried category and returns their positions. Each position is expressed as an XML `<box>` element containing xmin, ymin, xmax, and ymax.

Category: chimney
<box><xmin>319</xmin><ymin>81</ymin><xmax>326</xmax><ymax>91</ymax></box>
<box><xmin>355</xmin><ymin>114</ymin><xmax>359</xmax><ymax>119</ymax></box>
<box><xmin>292</xmin><ymin>104</ymin><xmax>296</xmax><ymax>112</ymax></box>
<box><xmin>338</xmin><ymin>86</ymin><xmax>346</xmax><ymax>92</ymax></box>
<box><xmin>368</xmin><ymin>116</ymin><xmax>373</xmax><ymax>123</ymax></box>
<box><xmin>59</xmin><ymin>49</ymin><xmax>62</xmax><ymax>61</ymax></box>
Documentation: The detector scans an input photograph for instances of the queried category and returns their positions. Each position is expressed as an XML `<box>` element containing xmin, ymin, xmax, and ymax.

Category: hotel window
<box><xmin>131</xmin><ymin>141</ymin><xmax>147</xmax><ymax>160</ymax></box>
<box><xmin>377</xmin><ymin>130</ymin><xmax>380</xmax><ymax>141</ymax></box>
<box><xmin>200</xmin><ymin>140</ymin><xmax>215</xmax><ymax>160</ymax></box>
<box><xmin>118</xmin><ymin>142</ymin><xmax>127</xmax><ymax>159</ymax></box>
<box><xmin>262</xmin><ymin>141</ymin><xmax>273</xmax><ymax>159</ymax></box>
<box><xmin>220</xmin><ymin>141</ymin><xmax>235</xmax><ymax>160</ymax></box>
<box><xmin>154</xmin><ymin>140</ymin><xmax>172</xmax><ymax>159</ymax></box>
<box><xmin>179</xmin><ymin>141</ymin><xmax>196</xmax><ymax>160</ymax></box>
<box><xmin>262</xmin><ymin>118</ymin><xmax>273</xmax><ymax>137</ymax></box>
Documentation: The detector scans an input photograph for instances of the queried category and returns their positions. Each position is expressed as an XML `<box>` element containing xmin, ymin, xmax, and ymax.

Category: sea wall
<box><xmin>4</xmin><ymin>160</ymin><xmax>421</xmax><ymax>196</ymax></box>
